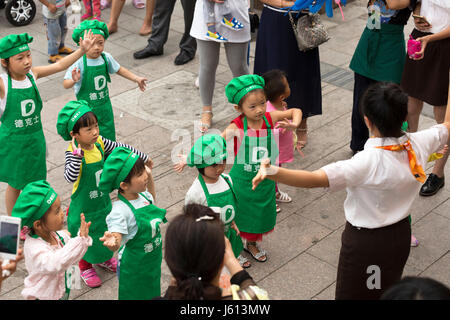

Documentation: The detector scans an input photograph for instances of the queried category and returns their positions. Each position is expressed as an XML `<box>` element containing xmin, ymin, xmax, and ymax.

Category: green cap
<box><xmin>0</xmin><ymin>33</ymin><xmax>33</xmax><ymax>59</ymax></box>
<box><xmin>56</xmin><ymin>100</ymin><xmax>93</xmax><ymax>141</ymax></box>
<box><xmin>187</xmin><ymin>134</ymin><xmax>227</xmax><ymax>169</ymax></box>
<box><xmin>225</xmin><ymin>74</ymin><xmax>265</xmax><ymax>105</ymax></box>
<box><xmin>99</xmin><ymin>147</ymin><xmax>140</xmax><ymax>193</ymax></box>
<box><xmin>11</xmin><ymin>180</ymin><xmax>58</xmax><ymax>229</ymax></box>
<box><xmin>72</xmin><ymin>20</ymin><xmax>109</xmax><ymax>45</ymax></box>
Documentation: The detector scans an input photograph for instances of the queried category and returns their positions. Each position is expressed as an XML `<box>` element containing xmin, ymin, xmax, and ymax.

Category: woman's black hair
<box><xmin>361</xmin><ymin>82</ymin><xmax>408</xmax><ymax>138</ymax></box>
<box><xmin>71</xmin><ymin>111</ymin><xmax>98</xmax><ymax>135</ymax></box>
<box><xmin>381</xmin><ymin>276</ymin><xmax>450</xmax><ymax>300</ymax></box>
<box><xmin>164</xmin><ymin>204</ymin><xmax>225</xmax><ymax>300</ymax></box>
<box><xmin>238</xmin><ymin>88</ymin><xmax>266</xmax><ymax>108</ymax></box>
<box><xmin>262</xmin><ymin>69</ymin><xmax>288</xmax><ymax>102</ymax></box>
<box><xmin>118</xmin><ymin>157</ymin><xmax>146</xmax><ymax>194</ymax></box>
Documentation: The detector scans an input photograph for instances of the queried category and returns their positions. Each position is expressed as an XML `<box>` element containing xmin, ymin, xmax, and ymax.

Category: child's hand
<box><xmin>99</xmin><ymin>231</ymin><xmax>119</xmax><ymax>251</ymax></box>
<box><xmin>173</xmin><ymin>154</ymin><xmax>188</xmax><ymax>173</ymax></box>
<box><xmin>231</xmin><ymin>221</ymin><xmax>240</xmax><ymax>236</ymax></box>
<box><xmin>135</xmin><ymin>76</ymin><xmax>148</xmax><ymax>92</ymax></box>
<box><xmin>72</xmin><ymin>67</ymin><xmax>81</xmax><ymax>83</ymax></box>
<box><xmin>275</xmin><ymin>118</ymin><xmax>297</xmax><ymax>131</ymax></box>
<box><xmin>79</xmin><ymin>30</ymin><xmax>95</xmax><ymax>53</ymax></box>
<box><xmin>48</xmin><ymin>3</ymin><xmax>57</xmax><ymax>13</ymax></box>
<box><xmin>145</xmin><ymin>158</ymin><xmax>153</xmax><ymax>170</ymax></box>
<box><xmin>79</xmin><ymin>213</ymin><xmax>91</xmax><ymax>238</ymax></box>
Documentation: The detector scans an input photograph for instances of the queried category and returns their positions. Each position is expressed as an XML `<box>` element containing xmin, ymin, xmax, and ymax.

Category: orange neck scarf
<box><xmin>376</xmin><ymin>140</ymin><xmax>426</xmax><ymax>183</ymax></box>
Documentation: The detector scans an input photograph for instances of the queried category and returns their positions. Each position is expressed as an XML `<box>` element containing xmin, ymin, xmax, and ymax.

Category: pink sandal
<box><xmin>132</xmin><ymin>0</ymin><xmax>145</xmax><ymax>9</ymax></box>
<box><xmin>100</xmin><ymin>0</ymin><xmax>111</xmax><ymax>10</ymax></box>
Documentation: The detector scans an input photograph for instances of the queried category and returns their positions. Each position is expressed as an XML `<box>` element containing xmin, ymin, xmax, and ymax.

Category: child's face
<box><xmin>42</xmin><ymin>196</ymin><xmax>65</xmax><ymax>232</ymax></box>
<box><xmin>1</xmin><ymin>51</ymin><xmax>32</xmax><ymax>76</ymax></box>
<box><xmin>86</xmin><ymin>34</ymin><xmax>105</xmax><ymax>59</ymax></box>
<box><xmin>203</xmin><ymin>162</ymin><xmax>226</xmax><ymax>181</ymax></box>
<box><xmin>73</xmin><ymin>121</ymin><xmax>99</xmax><ymax>146</ymax></box>
<box><xmin>126</xmin><ymin>168</ymin><xmax>149</xmax><ymax>194</ymax></box>
<box><xmin>237</xmin><ymin>90</ymin><xmax>267</xmax><ymax>122</ymax></box>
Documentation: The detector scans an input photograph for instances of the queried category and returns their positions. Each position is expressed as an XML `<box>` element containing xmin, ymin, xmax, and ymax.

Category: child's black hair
<box><xmin>118</xmin><ymin>157</ymin><xmax>146</xmax><ymax>194</ymax></box>
<box><xmin>1</xmin><ymin>58</ymin><xmax>10</xmax><ymax>74</ymax></box>
<box><xmin>197</xmin><ymin>167</ymin><xmax>205</xmax><ymax>176</ymax></box>
<box><xmin>361</xmin><ymin>82</ymin><xmax>408</xmax><ymax>138</ymax></box>
<box><xmin>71</xmin><ymin>111</ymin><xmax>98</xmax><ymax>135</ymax></box>
<box><xmin>381</xmin><ymin>276</ymin><xmax>450</xmax><ymax>300</ymax></box>
<box><xmin>238</xmin><ymin>88</ymin><xmax>266</xmax><ymax>108</ymax></box>
<box><xmin>262</xmin><ymin>69</ymin><xmax>288</xmax><ymax>102</ymax></box>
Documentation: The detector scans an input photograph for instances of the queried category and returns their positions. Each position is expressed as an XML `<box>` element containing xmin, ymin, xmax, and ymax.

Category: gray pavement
<box><xmin>0</xmin><ymin>0</ymin><xmax>449</xmax><ymax>300</ymax></box>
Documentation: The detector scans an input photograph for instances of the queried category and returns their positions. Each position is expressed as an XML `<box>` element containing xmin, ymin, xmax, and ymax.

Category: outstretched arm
<box><xmin>116</xmin><ymin>67</ymin><xmax>148</xmax><ymax>92</ymax></box>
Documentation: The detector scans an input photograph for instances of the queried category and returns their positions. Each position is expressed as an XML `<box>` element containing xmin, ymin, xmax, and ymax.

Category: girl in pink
<box><xmin>263</xmin><ymin>70</ymin><xmax>302</xmax><ymax>211</ymax></box>
<box><xmin>82</xmin><ymin>0</ymin><xmax>101</xmax><ymax>21</ymax></box>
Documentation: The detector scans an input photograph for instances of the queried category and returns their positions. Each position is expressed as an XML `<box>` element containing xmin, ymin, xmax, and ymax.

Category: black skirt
<box><xmin>254</xmin><ymin>6</ymin><xmax>322</xmax><ymax>118</ymax></box>
<box><xmin>401</xmin><ymin>29</ymin><xmax>450</xmax><ymax>106</ymax></box>
<box><xmin>335</xmin><ymin>217</ymin><xmax>411</xmax><ymax>300</ymax></box>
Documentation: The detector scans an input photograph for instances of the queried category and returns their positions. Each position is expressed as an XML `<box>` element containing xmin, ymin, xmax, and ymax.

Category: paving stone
<box><xmin>420</xmin><ymin>252</ymin><xmax>450</xmax><ymax>288</ymax></box>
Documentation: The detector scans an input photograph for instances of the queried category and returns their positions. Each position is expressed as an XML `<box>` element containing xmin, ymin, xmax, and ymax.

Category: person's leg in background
<box><xmin>175</xmin><ymin>0</ymin><xmax>197</xmax><ymax>65</ymax></box>
<box><xmin>57</xmin><ymin>13</ymin><xmax>73</xmax><ymax>55</ymax></box>
<box><xmin>107</xmin><ymin>0</ymin><xmax>126</xmax><ymax>34</ymax></box>
<box><xmin>45</xmin><ymin>17</ymin><xmax>63</xmax><ymax>63</ymax></box>
<box><xmin>139</xmin><ymin>0</ymin><xmax>156</xmax><ymax>36</ymax></box>
<box><xmin>134</xmin><ymin>0</ymin><xmax>176</xmax><ymax>59</ymax></box>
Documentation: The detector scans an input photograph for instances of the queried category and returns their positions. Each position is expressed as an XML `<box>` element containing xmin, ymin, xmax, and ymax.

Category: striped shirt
<box><xmin>64</xmin><ymin>136</ymin><xmax>149</xmax><ymax>186</ymax></box>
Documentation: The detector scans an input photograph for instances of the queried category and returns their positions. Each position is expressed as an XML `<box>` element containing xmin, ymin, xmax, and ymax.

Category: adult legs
<box><xmin>139</xmin><ymin>0</ymin><xmax>156</xmax><ymax>36</ymax></box>
<box><xmin>5</xmin><ymin>185</ymin><xmax>21</xmax><ymax>216</ymax></box>
<box><xmin>175</xmin><ymin>0</ymin><xmax>197</xmax><ymax>64</ymax></box>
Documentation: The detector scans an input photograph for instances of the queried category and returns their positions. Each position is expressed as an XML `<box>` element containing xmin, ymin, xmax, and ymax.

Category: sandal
<box><xmin>48</xmin><ymin>54</ymin><xmax>63</xmax><ymax>63</ymax></box>
<box><xmin>244</xmin><ymin>242</ymin><xmax>267</xmax><ymax>262</ymax></box>
<box><xmin>276</xmin><ymin>190</ymin><xmax>292</xmax><ymax>203</ymax></box>
<box><xmin>411</xmin><ymin>234</ymin><xmax>419</xmax><ymax>247</ymax></box>
<box><xmin>199</xmin><ymin>110</ymin><xmax>213</xmax><ymax>134</ymax></box>
<box><xmin>237</xmin><ymin>254</ymin><xmax>251</xmax><ymax>268</ymax></box>
<box><xmin>132</xmin><ymin>0</ymin><xmax>145</xmax><ymax>9</ymax></box>
<box><xmin>276</xmin><ymin>203</ymin><xmax>281</xmax><ymax>213</ymax></box>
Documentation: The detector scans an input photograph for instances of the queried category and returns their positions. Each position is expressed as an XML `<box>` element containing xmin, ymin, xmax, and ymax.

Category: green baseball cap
<box><xmin>0</xmin><ymin>33</ymin><xmax>33</xmax><ymax>59</ymax></box>
<box><xmin>187</xmin><ymin>134</ymin><xmax>227</xmax><ymax>169</ymax></box>
<box><xmin>56</xmin><ymin>100</ymin><xmax>93</xmax><ymax>141</ymax></box>
<box><xmin>11</xmin><ymin>180</ymin><xmax>58</xmax><ymax>229</ymax></box>
<box><xmin>225</xmin><ymin>74</ymin><xmax>265</xmax><ymax>105</ymax></box>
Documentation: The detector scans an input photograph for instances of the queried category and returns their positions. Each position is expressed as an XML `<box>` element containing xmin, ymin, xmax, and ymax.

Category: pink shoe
<box><xmin>96</xmin><ymin>257</ymin><xmax>117</xmax><ymax>273</ymax></box>
<box><xmin>20</xmin><ymin>226</ymin><xmax>29</xmax><ymax>240</ymax></box>
<box><xmin>411</xmin><ymin>235</ymin><xmax>419</xmax><ymax>247</ymax></box>
<box><xmin>80</xmin><ymin>268</ymin><xmax>102</xmax><ymax>288</ymax></box>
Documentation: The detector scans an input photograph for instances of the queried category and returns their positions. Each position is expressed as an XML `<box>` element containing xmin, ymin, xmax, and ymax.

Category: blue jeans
<box><xmin>44</xmin><ymin>13</ymin><xmax>68</xmax><ymax>56</ymax></box>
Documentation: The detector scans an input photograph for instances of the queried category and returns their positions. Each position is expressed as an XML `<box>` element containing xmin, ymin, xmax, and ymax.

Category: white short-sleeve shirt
<box><xmin>321</xmin><ymin>124</ymin><xmax>448</xmax><ymax>229</ymax></box>
<box><xmin>185</xmin><ymin>174</ymin><xmax>233</xmax><ymax>207</ymax></box>
<box><xmin>420</xmin><ymin>0</ymin><xmax>450</xmax><ymax>34</ymax></box>
<box><xmin>0</xmin><ymin>71</ymin><xmax>36</xmax><ymax>119</ymax></box>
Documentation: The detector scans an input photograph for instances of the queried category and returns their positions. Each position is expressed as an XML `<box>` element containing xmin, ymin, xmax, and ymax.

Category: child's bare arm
<box><xmin>116</xmin><ymin>66</ymin><xmax>148</xmax><ymax>92</ymax></box>
<box><xmin>39</xmin><ymin>0</ymin><xmax>57</xmax><ymax>13</ymax></box>
<box><xmin>146</xmin><ymin>166</ymin><xmax>156</xmax><ymax>202</ymax></box>
<box><xmin>0</xmin><ymin>77</ymin><xmax>5</xmax><ymax>100</ymax></box>
<box><xmin>270</xmin><ymin>108</ymin><xmax>302</xmax><ymax>129</ymax></box>
<box><xmin>32</xmin><ymin>30</ymin><xmax>95</xmax><ymax>79</ymax></box>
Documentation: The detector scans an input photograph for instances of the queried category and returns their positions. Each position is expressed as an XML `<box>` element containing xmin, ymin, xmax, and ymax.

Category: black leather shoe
<box><xmin>174</xmin><ymin>50</ymin><xmax>194</xmax><ymax>65</ymax></box>
<box><xmin>133</xmin><ymin>46</ymin><xmax>163</xmax><ymax>60</ymax></box>
<box><xmin>419</xmin><ymin>173</ymin><xmax>445</xmax><ymax>196</ymax></box>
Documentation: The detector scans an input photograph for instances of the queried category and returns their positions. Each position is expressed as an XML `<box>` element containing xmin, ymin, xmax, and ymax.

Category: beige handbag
<box><xmin>288</xmin><ymin>11</ymin><xmax>330</xmax><ymax>52</ymax></box>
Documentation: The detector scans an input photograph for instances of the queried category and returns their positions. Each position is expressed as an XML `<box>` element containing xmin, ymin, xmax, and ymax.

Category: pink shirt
<box><xmin>22</xmin><ymin>231</ymin><xmax>92</xmax><ymax>300</ymax></box>
<box><xmin>265</xmin><ymin>101</ymin><xmax>294</xmax><ymax>164</ymax></box>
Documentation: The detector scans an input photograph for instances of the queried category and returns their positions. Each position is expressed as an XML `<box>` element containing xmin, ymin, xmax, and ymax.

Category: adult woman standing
<box><xmin>190</xmin><ymin>0</ymin><xmax>251</xmax><ymax>133</ymax></box>
<box><xmin>349</xmin><ymin>0</ymin><xmax>418</xmax><ymax>154</ymax></box>
<box><xmin>254</xmin><ymin>0</ymin><xmax>322</xmax><ymax>150</ymax></box>
<box><xmin>401</xmin><ymin>0</ymin><xmax>450</xmax><ymax>197</ymax></box>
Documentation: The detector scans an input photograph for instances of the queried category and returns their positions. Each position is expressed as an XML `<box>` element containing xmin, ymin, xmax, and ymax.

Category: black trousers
<box><xmin>147</xmin><ymin>0</ymin><xmax>197</xmax><ymax>56</ymax></box>
<box><xmin>350</xmin><ymin>72</ymin><xmax>377</xmax><ymax>152</ymax></box>
<box><xmin>335</xmin><ymin>217</ymin><xmax>411</xmax><ymax>300</ymax></box>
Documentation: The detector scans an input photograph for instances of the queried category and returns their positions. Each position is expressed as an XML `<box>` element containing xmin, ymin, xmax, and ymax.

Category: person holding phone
<box><xmin>401</xmin><ymin>0</ymin><xmax>450</xmax><ymax>197</ymax></box>
<box><xmin>0</xmin><ymin>249</ymin><xmax>23</xmax><ymax>291</ymax></box>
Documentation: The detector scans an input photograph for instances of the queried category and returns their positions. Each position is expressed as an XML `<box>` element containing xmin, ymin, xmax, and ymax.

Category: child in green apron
<box><xmin>57</xmin><ymin>100</ymin><xmax>153</xmax><ymax>288</ymax></box>
<box><xmin>98</xmin><ymin>147</ymin><xmax>167</xmax><ymax>300</ymax></box>
<box><xmin>11</xmin><ymin>180</ymin><xmax>92</xmax><ymax>300</ymax></box>
<box><xmin>184</xmin><ymin>134</ymin><xmax>249</xmax><ymax>269</ymax></box>
<box><xmin>0</xmin><ymin>31</ymin><xmax>95</xmax><ymax>218</ymax></box>
<box><xmin>63</xmin><ymin>20</ymin><xmax>148</xmax><ymax>141</ymax></box>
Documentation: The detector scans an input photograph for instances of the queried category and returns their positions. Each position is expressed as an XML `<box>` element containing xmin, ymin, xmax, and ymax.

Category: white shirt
<box><xmin>0</xmin><ymin>71</ymin><xmax>36</xmax><ymax>119</ymax></box>
<box><xmin>22</xmin><ymin>231</ymin><xmax>92</xmax><ymax>300</ymax></box>
<box><xmin>190</xmin><ymin>0</ymin><xmax>251</xmax><ymax>43</ymax></box>
<box><xmin>420</xmin><ymin>0</ymin><xmax>450</xmax><ymax>34</ymax></box>
<box><xmin>321</xmin><ymin>125</ymin><xmax>448</xmax><ymax>229</ymax></box>
<box><xmin>106</xmin><ymin>191</ymin><xmax>154</xmax><ymax>260</ymax></box>
<box><xmin>185</xmin><ymin>174</ymin><xmax>233</xmax><ymax>207</ymax></box>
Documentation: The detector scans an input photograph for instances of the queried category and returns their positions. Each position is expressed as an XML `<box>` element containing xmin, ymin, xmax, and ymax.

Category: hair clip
<box><xmin>195</xmin><ymin>215</ymin><xmax>215</xmax><ymax>222</ymax></box>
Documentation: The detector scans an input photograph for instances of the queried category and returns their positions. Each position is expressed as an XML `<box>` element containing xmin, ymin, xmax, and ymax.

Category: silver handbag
<box><xmin>288</xmin><ymin>11</ymin><xmax>330</xmax><ymax>52</ymax></box>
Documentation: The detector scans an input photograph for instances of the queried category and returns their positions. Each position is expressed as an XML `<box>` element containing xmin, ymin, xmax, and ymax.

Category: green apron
<box><xmin>229</xmin><ymin>116</ymin><xmax>278</xmax><ymax>235</ymax></box>
<box><xmin>349</xmin><ymin>23</ymin><xmax>406</xmax><ymax>84</ymax></box>
<box><xmin>117</xmin><ymin>193</ymin><xmax>167</xmax><ymax>300</ymax></box>
<box><xmin>0</xmin><ymin>73</ymin><xmax>46</xmax><ymax>190</ymax></box>
<box><xmin>198</xmin><ymin>173</ymin><xmax>243</xmax><ymax>257</ymax></box>
<box><xmin>76</xmin><ymin>53</ymin><xmax>116</xmax><ymax>141</ymax></box>
<box><xmin>67</xmin><ymin>142</ymin><xmax>113</xmax><ymax>264</ymax></box>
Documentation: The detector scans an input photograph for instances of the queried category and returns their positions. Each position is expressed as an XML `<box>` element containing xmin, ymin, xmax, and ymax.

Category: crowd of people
<box><xmin>0</xmin><ymin>0</ymin><xmax>449</xmax><ymax>300</ymax></box>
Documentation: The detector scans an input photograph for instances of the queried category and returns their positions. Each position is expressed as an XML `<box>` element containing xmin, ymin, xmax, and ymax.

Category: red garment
<box><xmin>230</xmin><ymin>112</ymin><xmax>274</xmax><ymax>156</ymax></box>
<box><xmin>240</xmin><ymin>229</ymin><xmax>274</xmax><ymax>242</ymax></box>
